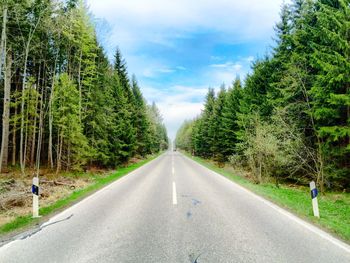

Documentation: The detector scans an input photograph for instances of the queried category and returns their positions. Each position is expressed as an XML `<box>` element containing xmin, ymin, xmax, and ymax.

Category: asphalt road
<box><xmin>0</xmin><ymin>151</ymin><xmax>349</xmax><ymax>262</ymax></box>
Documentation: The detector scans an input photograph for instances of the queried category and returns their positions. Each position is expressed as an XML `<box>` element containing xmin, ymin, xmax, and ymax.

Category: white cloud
<box><xmin>142</xmin><ymin>67</ymin><xmax>174</xmax><ymax>78</ymax></box>
<box><xmin>140</xmin><ymin>60</ymin><xmax>247</xmax><ymax>139</ymax></box>
<box><xmin>142</xmin><ymin>85</ymin><xmax>208</xmax><ymax>106</ymax></box>
<box><xmin>210</xmin><ymin>62</ymin><xmax>242</xmax><ymax>71</ymax></box>
<box><xmin>86</xmin><ymin>0</ymin><xmax>287</xmax><ymax>139</ymax></box>
<box><xmin>246</xmin><ymin>56</ymin><xmax>255</xmax><ymax>62</ymax></box>
<box><xmin>142</xmin><ymin>69</ymin><xmax>154</xmax><ymax>78</ymax></box>
<box><xmin>141</xmin><ymin>85</ymin><xmax>208</xmax><ymax>140</ymax></box>
<box><xmin>159</xmin><ymin>102</ymin><xmax>203</xmax><ymax>141</ymax></box>
<box><xmin>207</xmin><ymin>61</ymin><xmax>245</xmax><ymax>86</ymax></box>
<box><xmin>158</xmin><ymin>68</ymin><xmax>175</xmax><ymax>74</ymax></box>
<box><xmin>124</xmin><ymin>54</ymin><xmax>176</xmax><ymax>78</ymax></box>
<box><xmin>88</xmin><ymin>0</ymin><xmax>285</xmax><ymax>54</ymax></box>
<box><xmin>142</xmin><ymin>67</ymin><xmax>181</xmax><ymax>78</ymax></box>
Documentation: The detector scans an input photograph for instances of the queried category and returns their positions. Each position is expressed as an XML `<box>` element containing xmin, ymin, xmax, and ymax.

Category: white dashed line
<box><xmin>172</xmin><ymin>182</ymin><xmax>177</xmax><ymax>205</ymax></box>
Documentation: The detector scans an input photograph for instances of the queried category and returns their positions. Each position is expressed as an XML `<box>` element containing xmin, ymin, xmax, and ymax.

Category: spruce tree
<box><xmin>221</xmin><ymin>78</ymin><xmax>242</xmax><ymax>156</ymax></box>
<box><xmin>197</xmin><ymin>88</ymin><xmax>216</xmax><ymax>157</ymax></box>
<box><xmin>131</xmin><ymin>75</ymin><xmax>151</xmax><ymax>156</ymax></box>
<box><xmin>53</xmin><ymin>73</ymin><xmax>89</xmax><ymax>172</ymax></box>
<box><xmin>209</xmin><ymin>85</ymin><xmax>227</xmax><ymax>162</ymax></box>
<box><xmin>309</xmin><ymin>0</ymin><xmax>350</xmax><ymax>187</ymax></box>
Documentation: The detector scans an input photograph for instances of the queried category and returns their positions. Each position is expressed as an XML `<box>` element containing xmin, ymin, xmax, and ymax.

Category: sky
<box><xmin>86</xmin><ymin>0</ymin><xmax>287</xmax><ymax>140</ymax></box>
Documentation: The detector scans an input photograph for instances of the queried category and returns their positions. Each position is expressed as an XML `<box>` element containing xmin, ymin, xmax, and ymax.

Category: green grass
<box><xmin>185</xmin><ymin>153</ymin><xmax>350</xmax><ymax>242</ymax></box>
<box><xmin>0</xmin><ymin>153</ymin><xmax>161</xmax><ymax>236</ymax></box>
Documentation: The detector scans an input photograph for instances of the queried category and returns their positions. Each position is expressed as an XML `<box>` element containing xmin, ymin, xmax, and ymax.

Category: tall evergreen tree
<box><xmin>309</xmin><ymin>0</ymin><xmax>350</xmax><ymax>187</ymax></box>
<box><xmin>195</xmin><ymin>88</ymin><xmax>215</xmax><ymax>157</ymax></box>
<box><xmin>53</xmin><ymin>73</ymin><xmax>89</xmax><ymax>172</ymax></box>
<box><xmin>209</xmin><ymin>85</ymin><xmax>227</xmax><ymax>161</ymax></box>
<box><xmin>131</xmin><ymin>75</ymin><xmax>151</xmax><ymax>156</ymax></box>
<box><xmin>221</xmin><ymin>78</ymin><xmax>242</xmax><ymax>156</ymax></box>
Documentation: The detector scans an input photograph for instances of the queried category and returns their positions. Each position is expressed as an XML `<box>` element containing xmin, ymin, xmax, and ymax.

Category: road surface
<box><xmin>0</xmin><ymin>152</ymin><xmax>349</xmax><ymax>262</ymax></box>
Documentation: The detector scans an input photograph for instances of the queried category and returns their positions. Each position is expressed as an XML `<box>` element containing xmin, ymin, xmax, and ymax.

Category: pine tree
<box><xmin>113</xmin><ymin>48</ymin><xmax>136</xmax><ymax>159</ymax></box>
<box><xmin>53</xmin><ymin>73</ymin><xmax>89</xmax><ymax>172</ymax></box>
<box><xmin>147</xmin><ymin>102</ymin><xmax>168</xmax><ymax>152</ymax></box>
<box><xmin>209</xmin><ymin>85</ymin><xmax>227</xmax><ymax>162</ymax></box>
<box><xmin>114</xmin><ymin>48</ymin><xmax>133</xmax><ymax>101</ymax></box>
<box><xmin>175</xmin><ymin>120</ymin><xmax>194</xmax><ymax>152</ymax></box>
<box><xmin>221</xmin><ymin>78</ymin><xmax>242</xmax><ymax>157</ymax></box>
<box><xmin>196</xmin><ymin>88</ymin><xmax>215</xmax><ymax>157</ymax></box>
<box><xmin>131</xmin><ymin>75</ymin><xmax>151</xmax><ymax>156</ymax></box>
<box><xmin>274</xmin><ymin>3</ymin><xmax>293</xmax><ymax>62</ymax></box>
<box><xmin>109</xmin><ymin>72</ymin><xmax>135</xmax><ymax>164</ymax></box>
<box><xmin>84</xmin><ymin>45</ymin><xmax>113</xmax><ymax>166</ymax></box>
<box><xmin>309</xmin><ymin>0</ymin><xmax>350</xmax><ymax>187</ymax></box>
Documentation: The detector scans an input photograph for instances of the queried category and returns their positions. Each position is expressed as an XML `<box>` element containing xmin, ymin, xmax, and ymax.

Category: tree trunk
<box><xmin>23</xmin><ymin>85</ymin><xmax>32</xmax><ymax>169</ymax></box>
<box><xmin>67</xmin><ymin>142</ymin><xmax>71</xmax><ymax>171</ymax></box>
<box><xmin>78</xmin><ymin>49</ymin><xmax>82</xmax><ymax>122</ymax></box>
<box><xmin>19</xmin><ymin>47</ymin><xmax>29</xmax><ymax>175</ymax></box>
<box><xmin>0</xmin><ymin>51</ymin><xmax>11</xmax><ymax>172</ymax></box>
<box><xmin>56</xmin><ymin>131</ymin><xmax>63</xmax><ymax>174</ymax></box>
<box><xmin>0</xmin><ymin>7</ymin><xmax>7</xmax><ymax>77</ymax></box>
<box><xmin>30</xmin><ymin>84</ymin><xmax>39</xmax><ymax>167</ymax></box>
<box><xmin>12</xmin><ymin>100</ymin><xmax>17</xmax><ymax>166</ymax></box>
<box><xmin>347</xmin><ymin>84</ymin><xmax>349</xmax><ymax>146</ymax></box>
<box><xmin>297</xmin><ymin>69</ymin><xmax>325</xmax><ymax>192</ymax></box>
<box><xmin>19</xmin><ymin>16</ymin><xmax>41</xmax><ymax>176</ymax></box>
<box><xmin>258</xmin><ymin>154</ymin><xmax>262</xmax><ymax>184</ymax></box>
<box><xmin>48</xmin><ymin>53</ymin><xmax>58</xmax><ymax>169</ymax></box>
<box><xmin>0</xmin><ymin>7</ymin><xmax>8</xmax><ymax>172</ymax></box>
<box><xmin>35</xmin><ymin>90</ymin><xmax>44</xmax><ymax>176</ymax></box>
<box><xmin>48</xmin><ymin>88</ymin><xmax>54</xmax><ymax>169</ymax></box>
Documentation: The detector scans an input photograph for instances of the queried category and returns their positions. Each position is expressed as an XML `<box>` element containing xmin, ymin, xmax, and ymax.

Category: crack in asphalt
<box><xmin>20</xmin><ymin>214</ymin><xmax>74</xmax><ymax>240</ymax></box>
<box><xmin>192</xmin><ymin>198</ymin><xmax>201</xmax><ymax>206</ymax></box>
<box><xmin>189</xmin><ymin>252</ymin><xmax>203</xmax><ymax>263</ymax></box>
<box><xmin>0</xmin><ymin>214</ymin><xmax>74</xmax><ymax>247</ymax></box>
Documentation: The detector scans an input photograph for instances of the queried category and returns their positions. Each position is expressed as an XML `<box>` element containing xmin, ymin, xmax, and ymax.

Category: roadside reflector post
<box><xmin>309</xmin><ymin>181</ymin><xmax>320</xmax><ymax>218</ymax></box>
<box><xmin>32</xmin><ymin>177</ymin><xmax>40</xmax><ymax>218</ymax></box>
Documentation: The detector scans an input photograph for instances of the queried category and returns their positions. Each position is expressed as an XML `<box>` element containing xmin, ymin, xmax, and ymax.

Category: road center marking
<box><xmin>172</xmin><ymin>182</ymin><xmax>177</xmax><ymax>205</ymax></box>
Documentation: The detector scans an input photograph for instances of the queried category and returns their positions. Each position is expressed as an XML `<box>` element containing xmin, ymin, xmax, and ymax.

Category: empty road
<box><xmin>0</xmin><ymin>152</ymin><xmax>349</xmax><ymax>262</ymax></box>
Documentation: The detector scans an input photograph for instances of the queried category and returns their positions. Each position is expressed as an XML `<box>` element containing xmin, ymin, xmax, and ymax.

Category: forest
<box><xmin>0</xmin><ymin>0</ymin><xmax>169</xmax><ymax>175</ymax></box>
<box><xmin>176</xmin><ymin>0</ymin><xmax>349</xmax><ymax>191</ymax></box>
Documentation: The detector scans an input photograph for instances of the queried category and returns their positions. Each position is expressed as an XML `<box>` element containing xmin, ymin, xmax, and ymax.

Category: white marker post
<box><xmin>32</xmin><ymin>177</ymin><xmax>40</xmax><ymax>218</ymax></box>
<box><xmin>310</xmin><ymin>181</ymin><xmax>319</xmax><ymax>218</ymax></box>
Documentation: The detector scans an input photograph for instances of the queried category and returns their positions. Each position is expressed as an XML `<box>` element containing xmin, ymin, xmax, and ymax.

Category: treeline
<box><xmin>176</xmin><ymin>0</ymin><xmax>349</xmax><ymax>191</ymax></box>
<box><xmin>0</xmin><ymin>0</ymin><xmax>168</xmax><ymax>175</ymax></box>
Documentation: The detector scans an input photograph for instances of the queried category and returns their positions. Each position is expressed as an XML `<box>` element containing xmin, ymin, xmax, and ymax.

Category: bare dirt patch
<box><xmin>0</xmin><ymin>171</ymin><xmax>93</xmax><ymax>226</ymax></box>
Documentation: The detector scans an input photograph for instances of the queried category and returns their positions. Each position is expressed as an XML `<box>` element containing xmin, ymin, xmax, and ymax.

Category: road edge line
<box><xmin>181</xmin><ymin>153</ymin><xmax>350</xmax><ymax>254</ymax></box>
<box><xmin>0</xmin><ymin>153</ymin><xmax>166</xmax><ymax>248</ymax></box>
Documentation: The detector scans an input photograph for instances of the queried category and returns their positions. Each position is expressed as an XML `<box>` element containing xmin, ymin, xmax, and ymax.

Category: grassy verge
<box><xmin>183</xmin><ymin>152</ymin><xmax>350</xmax><ymax>242</ymax></box>
<box><xmin>0</xmin><ymin>153</ymin><xmax>161</xmax><ymax>236</ymax></box>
